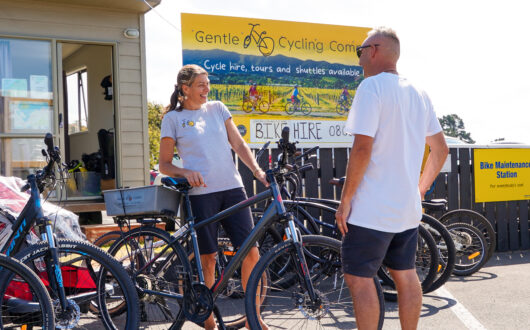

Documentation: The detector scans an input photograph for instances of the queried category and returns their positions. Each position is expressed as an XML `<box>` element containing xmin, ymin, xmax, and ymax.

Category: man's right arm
<box><xmin>419</xmin><ymin>132</ymin><xmax>449</xmax><ymax>199</ymax></box>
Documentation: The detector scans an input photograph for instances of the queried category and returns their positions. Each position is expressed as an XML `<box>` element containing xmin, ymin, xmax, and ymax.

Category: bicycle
<box><xmin>243</xmin><ymin>23</ymin><xmax>275</xmax><ymax>56</ymax></box>
<box><xmin>422</xmin><ymin>199</ymin><xmax>494</xmax><ymax>275</ymax></box>
<box><xmin>102</xmin><ymin>127</ymin><xmax>385</xmax><ymax>329</ymax></box>
<box><xmin>0</xmin><ymin>252</ymin><xmax>55</xmax><ymax>329</ymax></box>
<box><xmin>336</xmin><ymin>96</ymin><xmax>352</xmax><ymax>115</ymax></box>
<box><xmin>1</xmin><ymin>133</ymin><xmax>140</xmax><ymax>329</ymax></box>
<box><xmin>285</xmin><ymin>96</ymin><xmax>312</xmax><ymax>115</ymax></box>
<box><xmin>242</xmin><ymin>95</ymin><xmax>270</xmax><ymax>113</ymax></box>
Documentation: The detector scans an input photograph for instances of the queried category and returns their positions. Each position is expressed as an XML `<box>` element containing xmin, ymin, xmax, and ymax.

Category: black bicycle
<box><xmin>103</xmin><ymin>127</ymin><xmax>385</xmax><ymax>329</ymax></box>
<box><xmin>243</xmin><ymin>23</ymin><xmax>275</xmax><ymax>56</ymax></box>
<box><xmin>0</xmin><ymin>253</ymin><xmax>55</xmax><ymax>329</ymax></box>
<box><xmin>0</xmin><ymin>133</ymin><xmax>140</xmax><ymax>329</ymax></box>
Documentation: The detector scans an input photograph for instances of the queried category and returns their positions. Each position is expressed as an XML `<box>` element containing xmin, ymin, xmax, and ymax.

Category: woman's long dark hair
<box><xmin>165</xmin><ymin>64</ymin><xmax>208</xmax><ymax>114</ymax></box>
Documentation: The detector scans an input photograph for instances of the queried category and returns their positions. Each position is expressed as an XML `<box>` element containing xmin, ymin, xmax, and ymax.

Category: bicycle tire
<box><xmin>243</xmin><ymin>35</ymin><xmax>251</xmax><ymax>48</ymax></box>
<box><xmin>258</xmin><ymin>100</ymin><xmax>269</xmax><ymax>113</ymax></box>
<box><xmin>242</xmin><ymin>100</ymin><xmax>253</xmax><ymax>113</ymax></box>
<box><xmin>245</xmin><ymin>235</ymin><xmax>385</xmax><ymax>329</ymax></box>
<box><xmin>420</xmin><ymin>214</ymin><xmax>456</xmax><ymax>293</ymax></box>
<box><xmin>301</xmin><ymin>102</ymin><xmax>312</xmax><ymax>115</ymax></box>
<box><xmin>285</xmin><ymin>103</ymin><xmax>295</xmax><ymax>115</ymax></box>
<box><xmin>0</xmin><ymin>253</ymin><xmax>55</xmax><ymax>329</ymax></box>
<box><xmin>446</xmin><ymin>222</ymin><xmax>488</xmax><ymax>276</ymax></box>
<box><xmin>106</xmin><ymin>226</ymin><xmax>195</xmax><ymax>327</ymax></box>
<box><xmin>438</xmin><ymin>209</ymin><xmax>496</xmax><ymax>260</ymax></box>
<box><xmin>378</xmin><ymin>225</ymin><xmax>439</xmax><ymax>302</ymax></box>
<box><xmin>14</xmin><ymin>239</ymin><xmax>140</xmax><ymax>329</ymax></box>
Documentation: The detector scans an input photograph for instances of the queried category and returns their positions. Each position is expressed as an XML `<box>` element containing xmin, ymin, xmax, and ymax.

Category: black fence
<box><xmin>239</xmin><ymin>147</ymin><xmax>530</xmax><ymax>252</ymax></box>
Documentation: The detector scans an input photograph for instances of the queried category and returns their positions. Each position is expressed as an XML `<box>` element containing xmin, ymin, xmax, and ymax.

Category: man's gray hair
<box><xmin>368</xmin><ymin>26</ymin><xmax>400</xmax><ymax>47</ymax></box>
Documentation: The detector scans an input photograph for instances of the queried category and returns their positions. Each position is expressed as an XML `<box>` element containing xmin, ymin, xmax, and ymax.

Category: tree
<box><xmin>438</xmin><ymin>114</ymin><xmax>475</xmax><ymax>144</ymax></box>
<box><xmin>148</xmin><ymin>101</ymin><xmax>164</xmax><ymax>169</ymax></box>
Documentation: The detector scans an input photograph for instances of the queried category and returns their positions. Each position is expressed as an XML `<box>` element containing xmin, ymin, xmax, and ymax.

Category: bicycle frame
<box><xmin>1</xmin><ymin>174</ymin><xmax>69</xmax><ymax>309</ymax></box>
<box><xmin>126</xmin><ymin>171</ymin><xmax>317</xmax><ymax>329</ymax></box>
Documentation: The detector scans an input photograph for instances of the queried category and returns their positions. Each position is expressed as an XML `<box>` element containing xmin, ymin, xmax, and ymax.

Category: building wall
<box><xmin>0</xmin><ymin>0</ymin><xmax>149</xmax><ymax>187</ymax></box>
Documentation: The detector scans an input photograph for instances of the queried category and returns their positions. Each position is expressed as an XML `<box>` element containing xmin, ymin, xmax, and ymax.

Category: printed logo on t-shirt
<box><xmin>181</xmin><ymin>119</ymin><xmax>195</xmax><ymax>128</ymax></box>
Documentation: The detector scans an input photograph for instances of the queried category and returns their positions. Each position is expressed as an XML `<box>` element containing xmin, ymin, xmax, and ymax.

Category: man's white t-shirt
<box><xmin>344</xmin><ymin>72</ymin><xmax>442</xmax><ymax>233</ymax></box>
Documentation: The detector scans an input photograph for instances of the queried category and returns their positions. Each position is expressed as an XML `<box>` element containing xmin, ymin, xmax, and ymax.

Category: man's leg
<box><xmin>344</xmin><ymin>274</ymin><xmax>381</xmax><ymax>330</ymax></box>
<box><xmin>388</xmin><ymin>268</ymin><xmax>422</xmax><ymax>330</ymax></box>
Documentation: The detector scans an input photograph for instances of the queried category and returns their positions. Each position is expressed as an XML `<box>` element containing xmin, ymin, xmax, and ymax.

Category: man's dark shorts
<box><xmin>189</xmin><ymin>187</ymin><xmax>254</xmax><ymax>255</ymax></box>
<box><xmin>341</xmin><ymin>223</ymin><xmax>418</xmax><ymax>277</ymax></box>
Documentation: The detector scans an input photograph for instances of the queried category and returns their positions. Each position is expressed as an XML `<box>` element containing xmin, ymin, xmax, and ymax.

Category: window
<box><xmin>66</xmin><ymin>69</ymin><xmax>88</xmax><ymax>134</ymax></box>
<box><xmin>0</xmin><ymin>37</ymin><xmax>53</xmax><ymax>177</ymax></box>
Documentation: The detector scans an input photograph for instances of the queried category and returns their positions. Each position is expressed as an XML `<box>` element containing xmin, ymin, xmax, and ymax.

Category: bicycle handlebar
<box><xmin>21</xmin><ymin>133</ymin><xmax>63</xmax><ymax>193</ymax></box>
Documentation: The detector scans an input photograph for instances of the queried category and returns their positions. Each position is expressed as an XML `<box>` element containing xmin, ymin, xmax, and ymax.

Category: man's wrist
<box><xmin>253</xmin><ymin>168</ymin><xmax>263</xmax><ymax>177</ymax></box>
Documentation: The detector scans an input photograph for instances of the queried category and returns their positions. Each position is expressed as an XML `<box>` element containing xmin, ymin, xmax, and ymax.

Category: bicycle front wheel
<box><xmin>15</xmin><ymin>239</ymin><xmax>140</xmax><ymax>329</ymax></box>
<box><xmin>258</xmin><ymin>100</ymin><xmax>270</xmax><ymax>113</ymax></box>
<box><xmin>301</xmin><ymin>102</ymin><xmax>312</xmax><ymax>115</ymax></box>
<box><xmin>447</xmin><ymin>222</ymin><xmax>488</xmax><ymax>276</ymax></box>
<box><xmin>245</xmin><ymin>235</ymin><xmax>385</xmax><ymax>329</ymax></box>
<box><xmin>0</xmin><ymin>253</ymin><xmax>55</xmax><ymax>329</ymax></box>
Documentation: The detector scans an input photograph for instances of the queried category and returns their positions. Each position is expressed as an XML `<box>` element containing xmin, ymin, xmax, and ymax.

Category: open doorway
<box><xmin>60</xmin><ymin>43</ymin><xmax>116</xmax><ymax>200</ymax></box>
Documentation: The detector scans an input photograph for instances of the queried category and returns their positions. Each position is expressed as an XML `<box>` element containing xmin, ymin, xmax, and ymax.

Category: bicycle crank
<box><xmin>182</xmin><ymin>283</ymin><xmax>214</xmax><ymax>324</ymax></box>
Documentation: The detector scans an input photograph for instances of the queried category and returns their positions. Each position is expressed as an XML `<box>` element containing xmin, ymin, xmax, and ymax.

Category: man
<box><xmin>335</xmin><ymin>27</ymin><xmax>448</xmax><ymax>330</ymax></box>
<box><xmin>291</xmin><ymin>84</ymin><xmax>300</xmax><ymax>104</ymax></box>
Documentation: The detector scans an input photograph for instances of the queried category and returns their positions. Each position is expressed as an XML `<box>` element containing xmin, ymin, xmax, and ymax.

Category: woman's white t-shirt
<box><xmin>344</xmin><ymin>73</ymin><xmax>442</xmax><ymax>233</ymax></box>
<box><xmin>160</xmin><ymin>101</ymin><xmax>244</xmax><ymax>196</ymax></box>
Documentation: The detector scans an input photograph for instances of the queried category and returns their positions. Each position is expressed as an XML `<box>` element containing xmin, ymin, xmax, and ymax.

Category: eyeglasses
<box><xmin>356</xmin><ymin>44</ymin><xmax>380</xmax><ymax>58</ymax></box>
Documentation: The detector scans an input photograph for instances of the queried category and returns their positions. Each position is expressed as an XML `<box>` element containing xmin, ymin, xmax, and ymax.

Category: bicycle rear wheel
<box><xmin>0</xmin><ymin>253</ymin><xmax>55</xmax><ymax>329</ymax></box>
<box><xmin>438</xmin><ymin>209</ymin><xmax>495</xmax><ymax>260</ymax></box>
<box><xmin>14</xmin><ymin>239</ymin><xmax>140</xmax><ymax>329</ymax></box>
<box><xmin>420</xmin><ymin>214</ymin><xmax>456</xmax><ymax>293</ymax></box>
<box><xmin>447</xmin><ymin>222</ymin><xmax>488</xmax><ymax>276</ymax></box>
<box><xmin>107</xmin><ymin>226</ymin><xmax>192</xmax><ymax>328</ymax></box>
<box><xmin>245</xmin><ymin>235</ymin><xmax>385</xmax><ymax>329</ymax></box>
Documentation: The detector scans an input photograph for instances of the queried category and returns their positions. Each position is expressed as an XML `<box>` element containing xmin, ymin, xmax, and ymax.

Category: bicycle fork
<box><xmin>284</xmin><ymin>213</ymin><xmax>319</xmax><ymax>302</ymax></box>
<box><xmin>40</xmin><ymin>219</ymin><xmax>68</xmax><ymax>310</ymax></box>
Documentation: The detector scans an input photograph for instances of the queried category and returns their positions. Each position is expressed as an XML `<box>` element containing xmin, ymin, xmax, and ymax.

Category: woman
<box><xmin>159</xmin><ymin>64</ymin><xmax>268</xmax><ymax>329</ymax></box>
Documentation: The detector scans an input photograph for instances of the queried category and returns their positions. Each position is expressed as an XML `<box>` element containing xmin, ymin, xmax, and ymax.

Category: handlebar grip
<box><xmin>297</xmin><ymin>163</ymin><xmax>314</xmax><ymax>174</ymax></box>
<box><xmin>281</xmin><ymin>126</ymin><xmax>290</xmax><ymax>143</ymax></box>
<box><xmin>44</xmin><ymin>133</ymin><xmax>54</xmax><ymax>153</ymax></box>
<box><xmin>20</xmin><ymin>183</ymin><xmax>30</xmax><ymax>193</ymax></box>
<box><xmin>295</xmin><ymin>146</ymin><xmax>319</xmax><ymax>161</ymax></box>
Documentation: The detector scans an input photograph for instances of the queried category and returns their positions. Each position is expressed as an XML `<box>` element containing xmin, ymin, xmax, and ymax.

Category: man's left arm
<box><xmin>419</xmin><ymin>132</ymin><xmax>449</xmax><ymax>199</ymax></box>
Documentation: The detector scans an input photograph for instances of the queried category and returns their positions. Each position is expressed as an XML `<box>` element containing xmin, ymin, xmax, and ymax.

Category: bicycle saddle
<box><xmin>161</xmin><ymin>177</ymin><xmax>192</xmax><ymax>191</ymax></box>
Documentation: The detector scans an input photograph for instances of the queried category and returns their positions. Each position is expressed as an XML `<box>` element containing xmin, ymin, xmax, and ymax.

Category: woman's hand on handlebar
<box><xmin>254</xmin><ymin>168</ymin><xmax>269</xmax><ymax>187</ymax></box>
<box><xmin>182</xmin><ymin>169</ymin><xmax>207</xmax><ymax>188</ymax></box>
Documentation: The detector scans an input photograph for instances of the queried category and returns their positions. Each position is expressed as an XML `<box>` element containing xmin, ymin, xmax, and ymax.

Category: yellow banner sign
<box><xmin>181</xmin><ymin>13</ymin><xmax>370</xmax><ymax>146</ymax></box>
<box><xmin>474</xmin><ymin>149</ymin><xmax>530</xmax><ymax>202</ymax></box>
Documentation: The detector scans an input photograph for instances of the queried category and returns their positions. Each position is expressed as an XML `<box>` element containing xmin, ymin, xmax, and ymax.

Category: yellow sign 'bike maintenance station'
<box><xmin>474</xmin><ymin>149</ymin><xmax>530</xmax><ymax>202</ymax></box>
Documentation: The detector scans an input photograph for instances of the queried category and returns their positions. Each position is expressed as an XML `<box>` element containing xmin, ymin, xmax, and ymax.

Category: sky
<box><xmin>144</xmin><ymin>0</ymin><xmax>530</xmax><ymax>145</ymax></box>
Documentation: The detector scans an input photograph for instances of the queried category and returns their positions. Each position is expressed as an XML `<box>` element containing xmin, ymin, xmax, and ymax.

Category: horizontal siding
<box><xmin>120</xmin><ymin>107</ymin><xmax>143</xmax><ymax>120</ymax></box>
<box><xmin>118</xmin><ymin>42</ymin><xmax>141</xmax><ymax>56</ymax></box>
<box><xmin>122</xmin><ymin>168</ymin><xmax>145</xmax><ymax>180</ymax></box>
<box><xmin>119</xmin><ymin>55</ymin><xmax>141</xmax><ymax>70</ymax></box>
<box><xmin>122</xmin><ymin>156</ymin><xmax>145</xmax><ymax>169</ymax></box>
<box><xmin>120</xmin><ymin>132</ymin><xmax>144</xmax><ymax>144</ymax></box>
<box><xmin>119</xmin><ymin>69</ymin><xmax>142</xmax><ymax>83</ymax></box>
<box><xmin>120</xmin><ymin>82</ymin><xmax>142</xmax><ymax>95</ymax></box>
<box><xmin>121</xmin><ymin>120</ymin><xmax>143</xmax><ymax>132</ymax></box>
<box><xmin>119</xmin><ymin>94</ymin><xmax>143</xmax><ymax>107</ymax></box>
<box><xmin>0</xmin><ymin>1</ymin><xmax>139</xmax><ymax>30</ymax></box>
<box><xmin>121</xmin><ymin>144</ymin><xmax>144</xmax><ymax>157</ymax></box>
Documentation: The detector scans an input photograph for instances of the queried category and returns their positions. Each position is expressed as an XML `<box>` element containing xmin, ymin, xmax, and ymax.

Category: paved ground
<box><xmin>100</xmin><ymin>214</ymin><xmax>530</xmax><ymax>329</ymax></box>
<box><xmin>177</xmin><ymin>250</ymin><xmax>530</xmax><ymax>330</ymax></box>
